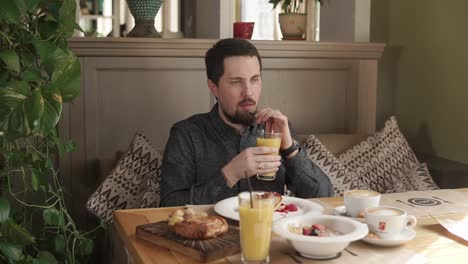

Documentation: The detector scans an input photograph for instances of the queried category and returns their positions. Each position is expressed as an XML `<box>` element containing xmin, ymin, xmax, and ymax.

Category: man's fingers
<box><xmin>257</xmin><ymin>167</ymin><xmax>279</xmax><ymax>174</ymax></box>
<box><xmin>249</xmin><ymin>146</ymin><xmax>281</xmax><ymax>155</ymax></box>
<box><xmin>270</xmin><ymin>112</ymin><xmax>287</xmax><ymax>121</ymax></box>
<box><xmin>253</xmin><ymin>161</ymin><xmax>280</xmax><ymax>172</ymax></box>
<box><xmin>255</xmin><ymin>156</ymin><xmax>282</xmax><ymax>163</ymax></box>
<box><xmin>256</xmin><ymin>108</ymin><xmax>275</xmax><ymax>123</ymax></box>
<box><xmin>256</xmin><ymin>109</ymin><xmax>287</xmax><ymax>125</ymax></box>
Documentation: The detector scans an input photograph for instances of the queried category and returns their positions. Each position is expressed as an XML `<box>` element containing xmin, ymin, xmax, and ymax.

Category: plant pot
<box><xmin>278</xmin><ymin>13</ymin><xmax>307</xmax><ymax>40</ymax></box>
<box><xmin>233</xmin><ymin>22</ymin><xmax>255</xmax><ymax>39</ymax></box>
<box><xmin>126</xmin><ymin>0</ymin><xmax>162</xmax><ymax>37</ymax></box>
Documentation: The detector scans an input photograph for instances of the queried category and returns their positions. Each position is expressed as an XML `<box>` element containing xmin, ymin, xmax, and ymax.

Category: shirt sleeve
<box><xmin>159</xmin><ymin>125</ymin><xmax>232</xmax><ymax>207</ymax></box>
<box><xmin>284</xmin><ymin>147</ymin><xmax>334</xmax><ymax>198</ymax></box>
<box><xmin>284</xmin><ymin>125</ymin><xmax>334</xmax><ymax>198</ymax></box>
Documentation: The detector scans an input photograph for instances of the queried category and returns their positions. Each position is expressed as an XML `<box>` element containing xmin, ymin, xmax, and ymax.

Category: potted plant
<box><xmin>0</xmin><ymin>0</ymin><xmax>100</xmax><ymax>262</ymax></box>
<box><xmin>269</xmin><ymin>0</ymin><xmax>323</xmax><ymax>40</ymax></box>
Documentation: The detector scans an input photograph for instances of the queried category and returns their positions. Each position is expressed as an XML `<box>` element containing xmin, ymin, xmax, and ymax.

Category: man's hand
<box><xmin>255</xmin><ymin>108</ymin><xmax>293</xmax><ymax>150</ymax></box>
<box><xmin>222</xmin><ymin>147</ymin><xmax>281</xmax><ymax>187</ymax></box>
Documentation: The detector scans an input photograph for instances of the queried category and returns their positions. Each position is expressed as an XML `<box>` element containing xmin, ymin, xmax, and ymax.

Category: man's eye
<box><xmin>231</xmin><ymin>80</ymin><xmax>241</xmax><ymax>84</ymax></box>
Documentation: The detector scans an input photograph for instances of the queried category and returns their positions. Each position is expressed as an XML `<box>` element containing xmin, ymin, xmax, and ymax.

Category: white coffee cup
<box><xmin>365</xmin><ymin>206</ymin><xmax>417</xmax><ymax>240</ymax></box>
<box><xmin>343</xmin><ymin>190</ymin><xmax>381</xmax><ymax>218</ymax></box>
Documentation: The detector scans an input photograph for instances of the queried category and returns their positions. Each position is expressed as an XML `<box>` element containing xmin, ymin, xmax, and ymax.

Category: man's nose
<box><xmin>242</xmin><ymin>81</ymin><xmax>254</xmax><ymax>97</ymax></box>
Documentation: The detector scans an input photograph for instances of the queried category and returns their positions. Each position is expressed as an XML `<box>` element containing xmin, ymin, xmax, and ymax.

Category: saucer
<box><xmin>361</xmin><ymin>228</ymin><xmax>416</xmax><ymax>246</ymax></box>
<box><xmin>333</xmin><ymin>206</ymin><xmax>365</xmax><ymax>222</ymax></box>
<box><xmin>298</xmin><ymin>251</ymin><xmax>342</xmax><ymax>260</ymax></box>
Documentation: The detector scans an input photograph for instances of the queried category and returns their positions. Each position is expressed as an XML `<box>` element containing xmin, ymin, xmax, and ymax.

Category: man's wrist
<box><xmin>280</xmin><ymin>139</ymin><xmax>300</xmax><ymax>159</ymax></box>
<box><xmin>221</xmin><ymin>167</ymin><xmax>237</xmax><ymax>188</ymax></box>
<box><xmin>285</xmin><ymin>149</ymin><xmax>299</xmax><ymax>159</ymax></box>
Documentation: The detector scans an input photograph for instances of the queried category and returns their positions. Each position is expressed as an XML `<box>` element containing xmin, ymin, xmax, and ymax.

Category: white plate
<box><xmin>361</xmin><ymin>228</ymin><xmax>416</xmax><ymax>246</ymax></box>
<box><xmin>214</xmin><ymin>196</ymin><xmax>324</xmax><ymax>221</ymax></box>
<box><xmin>333</xmin><ymin>206</ymin><xmax>365</xmax><ymax>222</ymax></box>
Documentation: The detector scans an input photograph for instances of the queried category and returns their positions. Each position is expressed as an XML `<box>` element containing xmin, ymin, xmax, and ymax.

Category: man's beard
<box><xmin>221</xmin><ymin>102</ymin><xmax>257</xmax><ymax>126</ymax></box>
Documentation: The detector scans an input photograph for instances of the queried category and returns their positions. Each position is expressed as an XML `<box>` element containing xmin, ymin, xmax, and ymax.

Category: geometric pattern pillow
<box><xmin>385</xmin><ymin>163</ymin><xmax>439</xmax><ymax>193</ymax></box>
<box><xmin>304</xmin><ymin>135</ymin><xmax>367</xmax><ymax>197</ymax></box>
<box><xmin>338</xmin><ymin>116</ymin><xmax>421</xmax><ymax>193</ymax></box>
<box><xmin>86</xmin><ymin>131</ymin><xmax>162</xmax><ymax>222</ymax></box>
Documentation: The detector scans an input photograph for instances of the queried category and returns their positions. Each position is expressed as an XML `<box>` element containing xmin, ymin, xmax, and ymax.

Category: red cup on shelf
<box><xmin>233</xmin><ymin>22</ymin><xmax>255</xmax><ymax>39</ymax></box>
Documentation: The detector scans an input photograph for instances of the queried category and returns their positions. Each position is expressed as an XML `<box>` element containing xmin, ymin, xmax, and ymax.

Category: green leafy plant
<box><xmin>0</xmin><ymin>0</ymin><xmax>100</xmax><ymax>263</ymax></box>
<box><xmin>269</xmin><ymin>0</ymin><xmax>323</xmax><ymax>13</ymax></box>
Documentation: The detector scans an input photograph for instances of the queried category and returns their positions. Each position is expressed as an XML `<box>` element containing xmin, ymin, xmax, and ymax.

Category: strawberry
<box><xmin>312</xmin><ymin>224</ymin><xmax>326</xmax><ymax>231</ymax></box>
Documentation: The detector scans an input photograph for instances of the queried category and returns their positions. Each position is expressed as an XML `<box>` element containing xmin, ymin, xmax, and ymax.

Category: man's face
<box><xmin>208</xmin><ymin>56</ymin><xmax>262</xmax><ymax>126</ymax></box>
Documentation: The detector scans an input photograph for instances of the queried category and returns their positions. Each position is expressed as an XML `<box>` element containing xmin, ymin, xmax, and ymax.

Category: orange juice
<box><xmin>256</xmin><ymin>133</ymin><xmax>281</xmax><ymax>180</ymax></box>
<box><xmin>238</xmin><ymin>192</ymin><xmax>274</xmax><ymax>263</ymax></box>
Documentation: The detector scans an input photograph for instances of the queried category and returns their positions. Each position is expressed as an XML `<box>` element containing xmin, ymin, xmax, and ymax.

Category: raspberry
<box><xmin>285</xmin><ymin>203</ymin><xmax>298</xmax><ymax>212</ymax></box>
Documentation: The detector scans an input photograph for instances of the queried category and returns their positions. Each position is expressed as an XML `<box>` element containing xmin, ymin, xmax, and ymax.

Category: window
<box><xmin>242</xmin><ymin>0</ymin><xmax>281</xmax><ymax>40</ymax></box>
<box><xmin>76</xmin><ymin>0</ymin><xmax>179</xmax><ymax>37</ymax></box>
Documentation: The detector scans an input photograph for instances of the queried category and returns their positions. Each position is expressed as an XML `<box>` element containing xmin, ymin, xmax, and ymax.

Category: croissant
<box><xmin>173</xmin><ymin>215</ymin><xmax>229</xmax><ymax>240</ymax></box>
<box><xmin>168</xmin><ymin>208</ymin><xmax>229</xmax><ymax>239</ymax></box>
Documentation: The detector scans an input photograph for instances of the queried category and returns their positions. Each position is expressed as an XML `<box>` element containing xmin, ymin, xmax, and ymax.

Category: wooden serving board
<box><xmin>136</xmin><ymin>220</ymin><xmax>240</xmax><ymax>262</ymax></box>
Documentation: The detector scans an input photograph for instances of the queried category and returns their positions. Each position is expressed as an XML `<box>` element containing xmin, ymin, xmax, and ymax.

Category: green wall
<box><xmin>372</xmin><ymin>0</ymin><xmax>468</xmax><ymax>164</ymax></box>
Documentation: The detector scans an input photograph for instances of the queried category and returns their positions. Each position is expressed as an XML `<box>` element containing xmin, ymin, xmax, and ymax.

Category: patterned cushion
<box><xmin>386</xmin><ymin>163</ymin><xmax>439</xmax><ymax>193</ymax></box>
<box><xmin>304</xmin><ymin>135</ymin><xmax>366</xmax><ymax>197</ymax></box>
<box><xmin>338</xmin><ymin>116</ymin><xmax>423</xmax><ymax>193</ymax></box>
<box><xmin>304</xmin><ymin>116</ymin><xmax>439</xmax><ymax>195</ymax></box>
<box><xmin>86</xmin><ymin>131</ymin><xmax>162</xmax><ymax>222</ymax></box>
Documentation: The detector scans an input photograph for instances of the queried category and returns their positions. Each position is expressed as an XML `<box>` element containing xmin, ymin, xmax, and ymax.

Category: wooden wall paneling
<box><xmin>83</xmin><ymin>57</ymin><xmax>211</xmax><ymax>161</ymax></box>
<box><xmin>356</xmin><ymin>59</ymin><xmax>378</xmax><ymax>134</ymax></box>
<box><xmin>346</xmin><ymin>62</ymin><xmax>359</xmax><ymax>134</ymax></box>
<box><xmin>70</xmin><ymin>57</ymin><xmax>90</xmax><ymax>226</ymax></box>
<box><xmin>261</xmin><ymin>58</ymin><xmax>358</xmax><ymax>134</ymax></box>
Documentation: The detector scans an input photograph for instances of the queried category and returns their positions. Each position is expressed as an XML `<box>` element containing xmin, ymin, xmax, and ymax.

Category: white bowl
<box><xmin>273</xmin><ymin>214</ymin><xmax>368</xmax><ymax>259</ymax></box>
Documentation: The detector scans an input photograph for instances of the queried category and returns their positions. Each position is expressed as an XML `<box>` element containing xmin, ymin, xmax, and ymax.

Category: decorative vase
<box><xmin>278</xmin><ymin>13</ymin><xmax>307</xmax><ymax>40</ymax></box>
<box><xmin>126</xmin><ymin>0</ymin><xmax>162</xmax><ymax>37</ymax></box>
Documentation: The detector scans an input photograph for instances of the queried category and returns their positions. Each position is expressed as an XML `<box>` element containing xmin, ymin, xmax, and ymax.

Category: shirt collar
<box><xmin>208</xmin><ymin>103</ymin><xmax>257</xmax><ymax>137</ymax></box>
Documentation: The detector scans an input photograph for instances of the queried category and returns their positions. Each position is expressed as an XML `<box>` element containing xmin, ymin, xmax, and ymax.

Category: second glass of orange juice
<box><xmin>238</xmin><ymin>191</ymin><xmax>274</xmax><ymax>264</ymax></box>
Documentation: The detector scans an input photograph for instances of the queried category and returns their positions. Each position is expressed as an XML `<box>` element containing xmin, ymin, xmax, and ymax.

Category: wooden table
<box><xmin>113</xmin><ymin>189</ymin><xmax>468</xmax><ymax>264</ymax></box>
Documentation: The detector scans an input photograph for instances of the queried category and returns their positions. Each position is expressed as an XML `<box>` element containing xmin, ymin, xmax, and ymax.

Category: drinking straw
<box><xmin>246</xmin><ymin>176</ymin><xmax>254</xmax><ymax>208</ymax></box>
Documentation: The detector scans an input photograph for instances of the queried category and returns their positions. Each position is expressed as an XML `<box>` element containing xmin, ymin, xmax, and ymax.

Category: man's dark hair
<box><xmin>205</xmin><ymin>38</ymin><xmax>262</xmax><ymax>86</ymax></box>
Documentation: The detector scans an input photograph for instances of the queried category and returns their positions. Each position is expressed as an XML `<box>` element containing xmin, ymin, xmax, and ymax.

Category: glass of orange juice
<box><xmin>256</xmin><ymin>130</ymin><xmax>281</xmax><ymax>181</ymax></box>
<box><xmin>238</xmin><ymin>191</ymin><xmax>274</xmax><ymax>264</ymax></box>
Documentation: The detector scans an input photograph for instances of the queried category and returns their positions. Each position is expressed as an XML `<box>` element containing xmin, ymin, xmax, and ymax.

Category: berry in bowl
<box><xmin>273</xmin><ymin>215</ymin><xmax>368</xmax><ymax>260</ymax></box>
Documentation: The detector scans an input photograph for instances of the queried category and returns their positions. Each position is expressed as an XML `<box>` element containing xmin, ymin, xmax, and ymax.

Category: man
<box><xmin>160</xmin><ymin>38</ymin><xmax>332</xmax><ymax>206</ymax></box>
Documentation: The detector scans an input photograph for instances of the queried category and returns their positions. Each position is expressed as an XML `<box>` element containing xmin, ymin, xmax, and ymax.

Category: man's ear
<box><xmin>207</xmin><ymin>79</ymin><xmax>218</xmax><ymax>97</ymax></box>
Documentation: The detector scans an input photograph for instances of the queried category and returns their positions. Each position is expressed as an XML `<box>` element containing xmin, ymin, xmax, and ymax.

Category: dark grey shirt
<box><xmin>159</xmin><ymin>104</ymin><xmax>333</xmax><ymax>206</ymax></box>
